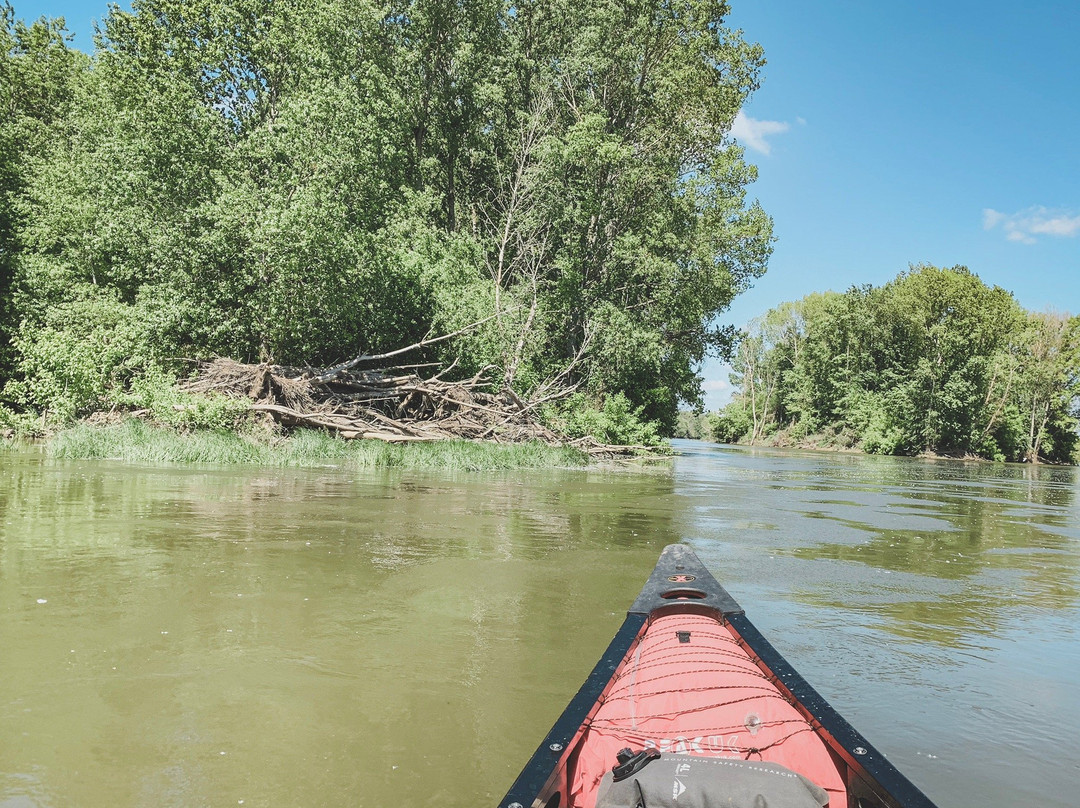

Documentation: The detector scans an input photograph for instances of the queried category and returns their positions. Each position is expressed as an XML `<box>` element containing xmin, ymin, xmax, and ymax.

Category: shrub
<box><xmin>4</xmin><ymin>293</ymin><xmax>151</xmax><ymax>422</ymax></box>
<box><xmin>108</xmin><ymin>365</ymin><xmax>250</xmax><ymax>431</ymax></box>
<box><xmin>709</xmin><ymin>400</ymin><xmax>751</xmax><ymax>443</ymax></box>
<box><xmin>547</xmin><ymin>392</ymin><xmax>664</xmax><ymax>448</ymax></box>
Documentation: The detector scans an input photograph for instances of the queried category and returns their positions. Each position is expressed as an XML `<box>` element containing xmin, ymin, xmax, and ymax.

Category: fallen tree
<box><xmin>180</xmin><ymin>356</ymin><xmax>650</xmax><ymax>457</ymax></box>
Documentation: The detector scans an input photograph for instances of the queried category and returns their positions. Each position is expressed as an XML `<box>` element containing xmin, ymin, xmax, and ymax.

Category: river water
<box><xmin>1</xmin><ymin>441</ymin><xmax>1077</xmax><ymax>807</ymax></box>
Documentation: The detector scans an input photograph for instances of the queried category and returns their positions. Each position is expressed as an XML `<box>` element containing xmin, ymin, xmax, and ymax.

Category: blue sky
<box><xmin>708</xmin><ymin>0</ymin><xmax>1080</xmax><ymax>407</ymax></box>
<box><xmin>10</xmin><ymin>1</ymin><xmax>1080</xmax><ymax>409</ymax></box>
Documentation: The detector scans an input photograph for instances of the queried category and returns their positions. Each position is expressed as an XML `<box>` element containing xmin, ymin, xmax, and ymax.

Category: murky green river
<box><xmin>2</xmin><ymin>440</ymin><xmax>1078</xmax><ymax>807</ymax></box>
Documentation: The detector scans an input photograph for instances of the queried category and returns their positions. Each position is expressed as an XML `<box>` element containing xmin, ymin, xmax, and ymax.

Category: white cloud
<box><xmin>982</xmin><ymin>209</ymin><xmax>1005</xmax><ymax>230</ymax></box>
<box><xmin>1030</xmin><ymin>214</ymin><xmax>1080</xmax><ymax>236</ymax></box>
<box><xmin>983</xmin><ymin>206</ymin><xmax>1080</xmax><ymax>245</ymax></box>
<box><xmin>701</xmin><ymin>377</ymin><xmax>734</xmax><ymax>411</ymax></box>
<box><xmin>731</xmin><ymin>111</ymin><xmax>791</xmax><ymax>155</ymax></box>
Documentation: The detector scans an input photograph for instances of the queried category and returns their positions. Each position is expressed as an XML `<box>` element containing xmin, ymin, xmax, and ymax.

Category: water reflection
<box><xmin>667</xmin><ymin>443</ymin><xmax>1079</xmax><ymax>630</ymax></box>
<box><xmin>778</xmin><ymin>456</ymin><xmax>1080</xmax><ymax>640</ymax></box>
<box><xmin>670</xmin><ymin>443</ymin><xmax>1080</xmax><ymax>808</ymax></box>
<box><xmin>0</xmin><ymin>452</ymin><xmax>682</xmax><ymax>807</ymax></box>
<box><xmin>1</xmin><ymin>445</ymin><xmax>1078</xmax><ymax>808</ymax></box>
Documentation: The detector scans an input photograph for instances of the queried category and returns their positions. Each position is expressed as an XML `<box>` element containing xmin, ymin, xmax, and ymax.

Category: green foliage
<box><xmin>1</xmin><ymin>6</ymin><xmax>84</xmax><ymax>383</ymax></box>
<box><xmin>0</xmin><ymin>401</ymin><xmax>40</xmax><ymax>436</ymax></box>
<box><xmin>4</xmin><ymin>291</ymin><xmax>154</xmax><ymax>421</ymax></box>
<box><xmin>547</xmin><ymin>392</ymin><xmax>664</xmax><ymax>448</ymax></box>
<box><xmin>109</xmin><ymin>365</ymin><xmax>251</xmax><ymax>431</ymax></box>
<box><xmin>674</xmin><ymin>410</ymin><xmax>711</xmax><ymax>440</ymax></box>
<box><xmin>848</xmin><ymin>390</ymin><xmax>906</xmax><ymax>455</ymax></box>
<box><xmin>710</xmin><ymin>399</ymin><xmax>751</xmax><ymax>444</ymax></box>
<box><xmin>0</xmin><ymin>0</ymin><xmax>774</xmax><ymax>442</ymax></box>
<box><xmin>725</xmin><ymin>265</ymin><xmax>1080</xmax><ymax>463</ymax></box>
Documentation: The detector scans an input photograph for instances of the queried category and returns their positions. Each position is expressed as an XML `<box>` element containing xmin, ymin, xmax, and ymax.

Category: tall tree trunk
<box><xmin>1027</xmin><ymin>394</ymin><xmax>1041</xmax><ymax>462</ymax></box>
<box><xmin>1032</xmin><ymin>401</ymin><xmax>1050</xmax><ymax>462</ymax></box>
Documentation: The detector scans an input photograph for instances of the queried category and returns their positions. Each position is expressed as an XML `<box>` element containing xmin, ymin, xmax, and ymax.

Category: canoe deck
<box><xmin>498</xmin><ymin>545</ymin><xmax>938</xmax><ymax>808</ymax></box>
<box><xmin>568</xmin><ymin>612</ymin><xmax>846</xmax><ymax>807</ymax></box>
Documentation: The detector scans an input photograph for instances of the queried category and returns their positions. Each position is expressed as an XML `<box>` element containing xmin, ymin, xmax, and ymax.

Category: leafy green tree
<box><xmin>872</xmin><ymin>265</ymin><xmax>1022</xmax><ymax>454</ymax></box>
<box><xmin>709</xmin><ymin>397</ymin><xmax>751</xmax><ymax>443</ymax></box>
<box><xmin>506</xmin><ymin>0</ymin><xmax>773</xmax><ymax>432</ymax></box>
<box><xmin>674</xmin><ymin>409</ymin><xmax>711</xmax><ymax>440</ymax></box>
<box><xmin>3</xmin><ymin>0</ymin><xmax>774</xmax><ymax>440</ymax></box>
<box><xmin>0</xmin><ymin>4</ymin><xmax>83</xmax><ymax>384</ymax></box>
<box><xmin>721</xmin><ymin>265</ymin><xmax>1077</xmax><ymax>462</ymax></box>
<box><xmin>1015</xmin><ymin>311</ymin><xmax>1080</xmax><ymax>462</ymax></box>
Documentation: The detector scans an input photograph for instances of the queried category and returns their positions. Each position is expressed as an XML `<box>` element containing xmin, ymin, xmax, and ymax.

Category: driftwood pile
<box><xmin>181</xmin><ymin>357</ymin><xmax>639</xmax><ymax>456</ymax></box>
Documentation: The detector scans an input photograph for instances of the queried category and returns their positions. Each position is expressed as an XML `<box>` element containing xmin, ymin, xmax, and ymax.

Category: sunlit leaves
<box><xmin>2</xmin><ymin>0</ymin><xmax>773</xmax><ymax>435</ymax></box>
<box><xmin>719</xmin><ymin>265</ymin><xmax>1079</xmax><ymax>463</ymax></box>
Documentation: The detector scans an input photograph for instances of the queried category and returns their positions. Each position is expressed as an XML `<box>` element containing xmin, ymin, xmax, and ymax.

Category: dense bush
<box><xmin>546</xmin><ymin>392</ymin><xmax>664</xmax><ymax>449</ymax></box>
<box><xmin>715</xmin><ymin>266</ymin><xmax>1079</xmax><ymax>463</ymax></box>
<box><xmin>0</xmin><ymin>0</ymin><xmax>774</xmax><ymax>443</ymax></box>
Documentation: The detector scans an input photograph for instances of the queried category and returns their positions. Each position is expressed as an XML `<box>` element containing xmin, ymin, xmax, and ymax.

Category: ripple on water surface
<box><xmin>0</xmin><ymin>444</ymin><xmax>1078</xmax><ymax>807</ymax></box>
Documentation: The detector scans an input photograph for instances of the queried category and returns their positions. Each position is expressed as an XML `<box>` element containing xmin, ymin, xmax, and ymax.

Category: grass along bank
<box><xmin>47</xmin><ymin>419</ymin><xmax>591</xmax><ymax>471</ymax></box>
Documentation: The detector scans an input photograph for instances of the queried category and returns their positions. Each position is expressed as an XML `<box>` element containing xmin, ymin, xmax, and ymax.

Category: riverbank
<box><xmin>31</xmin><ymin>419</ymin><xmax>594</xmax><ymax>471</ymax></box>
<box><xmin>720</xmin><ymin>428</ymin><xmax>1056</xmax><ymax>463</ymax></box>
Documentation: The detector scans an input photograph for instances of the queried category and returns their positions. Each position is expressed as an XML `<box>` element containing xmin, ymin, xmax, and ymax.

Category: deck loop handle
<box><xmin>611</xmin><ymin>747</ymin><xmax>661</xmax><ymax>782</ymax></box>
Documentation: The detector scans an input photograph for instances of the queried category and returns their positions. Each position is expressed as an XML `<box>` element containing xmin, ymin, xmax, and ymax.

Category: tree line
<box><xmin>0</xmin><ymin>0</ymin><xmax>774</xmax><ymax>436</ymax></box>
<box><xmin>712</xmin><ymin>265</ymin><xmax>1080</xmax><ymax>463</ymax></box>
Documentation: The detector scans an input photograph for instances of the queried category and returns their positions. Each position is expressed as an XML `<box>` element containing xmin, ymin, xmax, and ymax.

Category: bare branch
<box><xmin>314</xmin><ymin>311</ymin><xmax>506</xmax><ymax>384</ymax></box>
